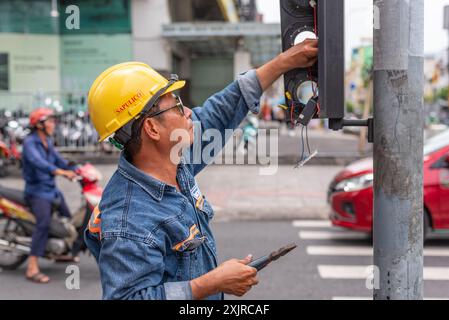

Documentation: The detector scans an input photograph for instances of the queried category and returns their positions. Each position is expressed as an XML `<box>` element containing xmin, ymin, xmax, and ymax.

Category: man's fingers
<box><xmin>238</xmin><ymin>254</ymin><xmax>253</xmax><ymax>265</ymax></box>
<box><xmin>291</xmin><ymin>44</ymin><xmax>317</xmax><ymax>57</ymax></box>
<box><xmin>303</xmin><ymin>38</ymin><xmax>318</xmax><ymax>47</ymax></box>
<box><xmin>305</xmin><ymin>47</ymin><xmax>319</xmax><ymax>57</ymax></box>
<box><xmin>297</xmin><ymin>39</ymin><xmax>318</xmax><ymax>49</ymax></box>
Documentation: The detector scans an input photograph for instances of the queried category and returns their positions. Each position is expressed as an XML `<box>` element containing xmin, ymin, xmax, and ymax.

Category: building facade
<box><xmin>0</xmin><ymin>0</ymin><xmax>280</xmax><ymax>112</ymax></box>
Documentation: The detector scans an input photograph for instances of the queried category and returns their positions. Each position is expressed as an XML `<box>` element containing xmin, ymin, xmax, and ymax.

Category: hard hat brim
<box><xmin>164</xmin><ymin>80</ymin><xmax>186</xmax><ymax>95</ymax></box>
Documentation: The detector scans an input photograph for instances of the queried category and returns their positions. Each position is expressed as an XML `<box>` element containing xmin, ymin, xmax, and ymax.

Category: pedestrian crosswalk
<box><xmin>307</xmin><ymin>245</ymin><xmax>449</xmax><ymax>257</ymax></box>
<box><xmin>317</xmin><ymin>265</ymin><xmax>449</xmax><ymax>280</ymax></box>
<box><xmin>292</xmin><ymin>219</ymin><xmax>449</xmax><ymax>300</ymax></box>
<box><xmin>299</xmin><ymin>230</ymin><xmax>369</xmax><ymax>240</ymax></box>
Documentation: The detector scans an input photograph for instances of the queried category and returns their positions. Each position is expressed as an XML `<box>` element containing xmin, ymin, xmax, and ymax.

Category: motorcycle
<box><xmin>0</xmin><ymin>140</ymin><xmax>11</xmax><ymax>177</ymax></box>
<box><xmin>0</xmin><ymin>163</ymin><xmax>103</xmax><ymax>270</ymax></box>
<box><xmin>0</xmin><ymin>112</ymin><xmax>24</xmax><ymax>177</ymax></box>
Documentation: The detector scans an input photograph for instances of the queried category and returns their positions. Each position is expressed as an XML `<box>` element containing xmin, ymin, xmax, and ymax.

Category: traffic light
<box><xmin>280</xmin><ymin>0</ymin><xmax>345</xmax><ymax>128</ymax></box>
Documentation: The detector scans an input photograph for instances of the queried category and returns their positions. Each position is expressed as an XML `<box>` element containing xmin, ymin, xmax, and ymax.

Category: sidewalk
<box><xmin>195</xmin><ymin>164</ymin><xmax>342</xmax><ymax>221</ymax></box>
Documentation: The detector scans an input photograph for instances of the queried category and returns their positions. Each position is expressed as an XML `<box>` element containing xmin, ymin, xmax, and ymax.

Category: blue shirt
<box><xmin>22</xmin><ymin>132</ymin><xmax>73</xmax><ymax>201</ymax></box>
<box><xmin>84</xmin><ymin>70</ymin><xmax>263</xmax><ymax>300</ymax></box>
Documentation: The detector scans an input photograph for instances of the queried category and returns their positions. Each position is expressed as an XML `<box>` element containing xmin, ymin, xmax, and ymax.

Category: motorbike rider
<box><xmin>22</xmin><ymin>108</ymin><xmax>78</xmax><ymax>284</ymax></box>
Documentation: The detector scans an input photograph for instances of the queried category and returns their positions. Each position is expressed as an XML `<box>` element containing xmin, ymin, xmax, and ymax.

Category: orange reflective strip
<box><xmin>195</xmin><ymin>196</ymin><xmax>204</xmax><ymax>209</ymax></box>
<box><xmin>88</xmin><ymin>206</ymin><xmax>102</xmax><ymax>235</ymax></box>
<box><xmin>172</xmin><ymin>224</ymin><xmax>200</xmax><ymax>251</ymax></box>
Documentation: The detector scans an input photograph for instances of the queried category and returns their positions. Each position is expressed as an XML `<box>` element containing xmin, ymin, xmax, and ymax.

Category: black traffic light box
<box><xmin>280</xmin><ymin>0</ymin><xmax>345</xmax><ymax>128</ymax></box>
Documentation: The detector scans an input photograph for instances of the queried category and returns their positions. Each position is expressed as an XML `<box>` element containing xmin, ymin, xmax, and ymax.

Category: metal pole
<box><xmin>373</xmin><ymin>0</ymin><xmax>424</xmax><ymax>300</ymax></box>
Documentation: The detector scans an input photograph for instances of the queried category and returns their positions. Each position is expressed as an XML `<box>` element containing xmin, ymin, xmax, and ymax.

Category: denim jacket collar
<box><xmin>30</xmin><ymin>131</ymin><xmax>53</xmax><ymax>149</ymax></box>
<box><xmin>117</xmin><ymin>153</ymin><xmax>167</xmax><ymax>202</ymax></box>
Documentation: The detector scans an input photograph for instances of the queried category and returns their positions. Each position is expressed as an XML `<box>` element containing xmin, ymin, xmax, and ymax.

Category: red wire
<box><xmin>291</xmin><ymin>2</ymin><xmax>320</xmax><ymax>125</ymax></box>
<box><xmin>290</xmin><ymin>97</ymin><xmax>295</xmax><ymax>127</ymax></box>
<box><xmin>311</xmin><ymin>3</ymin><xmax>319</xmax><ymax>116</ymax></box>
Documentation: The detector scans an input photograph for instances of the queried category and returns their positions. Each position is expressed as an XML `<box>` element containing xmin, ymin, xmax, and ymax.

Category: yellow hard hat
<box><xmin>88</xmin><ymin>62</ymin><xmax>185</xmax><ymax>144</ymax></box>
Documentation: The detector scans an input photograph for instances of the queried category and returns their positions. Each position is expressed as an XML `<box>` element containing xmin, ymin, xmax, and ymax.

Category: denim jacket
<box><xmin>22</xmin><ymin>132</ymin><xmax>74</xmax><ymax>201</ymax></box>
<box><xmin>84</xmin><ymin>70</ymin><xmax>262</xmax><ymax>300</ymax></box>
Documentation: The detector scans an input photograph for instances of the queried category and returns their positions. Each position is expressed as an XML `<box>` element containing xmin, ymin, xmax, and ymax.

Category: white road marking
<box><xmin>299</xmin><ymin>230</ymin><xmax>369</xmax><ymax>240</ymax></box>
<box><xmin>318</xmin><ymin>265</ymin><xmax>367</xmax><ymax>279</ymax></box>
<box><xmin>424</xmin><ymin>267</ymin><xmax>449</xmax><ymax>280</ymax></box>
<box><xmin>307</xmin><ymin>246</ymin><xmax>449</xmax><ymax>257</ymax></box>
<box><xmin>308</xmin><ymin>246</ymin><xmax>372</xmax><ymax>256</ymax></box>
<box><xmin>292</xmin><ymin>220</ymin><xmax>332</xmax><ymax>228</ymax></box>
<box><xmin>318</xmin><ymin>265</ymin><xmax>449</xmax><ymax>281</ymax></box>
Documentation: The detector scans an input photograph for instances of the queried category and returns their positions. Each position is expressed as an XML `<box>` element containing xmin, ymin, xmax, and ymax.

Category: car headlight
<box><xmin>334</xmin><ymin>173</ymin><xmax>374</xmax><ymax>193</ymax></box>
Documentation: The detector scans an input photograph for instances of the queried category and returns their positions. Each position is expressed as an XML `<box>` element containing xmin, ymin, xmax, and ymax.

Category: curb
<box><xmin>60</xmin><ymin>153</ymin><xmax>365</xmax><ymax>166</ymax></box>
<box><xmin>212</xmin><ymin>207</ymin><xmax>331</xmax><ymax>222</ymax></box>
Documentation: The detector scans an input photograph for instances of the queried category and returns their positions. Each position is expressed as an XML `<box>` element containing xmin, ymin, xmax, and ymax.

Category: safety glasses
<box><xmin>148</xmin><ymin>95</ymin><xmax>185</xmax><ymax>118</ymax></box>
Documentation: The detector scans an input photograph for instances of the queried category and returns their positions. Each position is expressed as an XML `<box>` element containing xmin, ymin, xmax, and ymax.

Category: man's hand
<box><xmin>213</xmin><ymin>255</ymin><xmax>259</xmax><ymax>296</ymax></box>
<box><xmin>190</xmin><ymin>255</ymin><xmax>259</xmax><ymax>300</ymax></box>
<box><xmin>279</xmin><ymin>39</ymin><xmax>318</xmax><ymax>71</ymax></box>
<box><xmin>54</xmin><ymin>169</ymin><xmax>78</xmax><ymax>181</ymax></box>
<box><xmin>256</xmin><ymin>39</ymin><xmax>318</xmax><ymax>91</ymax></box>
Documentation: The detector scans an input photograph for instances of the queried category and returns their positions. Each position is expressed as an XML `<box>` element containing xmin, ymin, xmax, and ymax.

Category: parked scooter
<box><xmin>0</xmin><ymin>163</ymin><xmax>103</xmax><ymax>269</ymax></box>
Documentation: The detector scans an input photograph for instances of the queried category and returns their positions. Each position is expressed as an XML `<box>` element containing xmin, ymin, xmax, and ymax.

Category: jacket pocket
<box><xmin>172</xmin><ymin>223</ymin><xmax>207</xmax><ymax>280</ymax></box>
<box><xmin>174</xmin><ymin>242</ymin><xmax>206</xmax><ymax>280</ymax></box>
<box><xmin>198</xmin><ymin>196</ymin><xmax>215</xmax><ymax>221</ymax></box>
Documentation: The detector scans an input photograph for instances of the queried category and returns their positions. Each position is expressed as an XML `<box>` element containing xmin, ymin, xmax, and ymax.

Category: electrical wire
<box><xmin>295</xmin><ymin>1</ymin><xmax>319</xmax><ymax>169</ymax></box>
<box><xmin>290</xmin><ymin>98</ymin><xmax>295</xmax><ymax>128</ymax></box>
<box><xmin>309</xmin><ymin>0</ymin><xmax>320</xmax><ymax>114</ymax></box>
<box><xmin>296</xmin><ymin>124</ymin><xmax>319</xmax><ymax>169</ymax></box>
<box><xmin>295</xmin><ymin>124</ymin><xmax>306</xmax><ymax>169</ymax></box>
<box><xmin>313</xmin><ymin>1</ymin><xmax>317</xmax><ymax>37</ymax></box>
<box><xmin>301</xmin><ymin>125</ymin><xmax>305</xmax><ymax>161</ymax></box>
<box><xmin>290</xmin><ymin>1</ymin><xmax>320</xmax><ymax>129</ymax></box>
<box><xmin>306</xmin><ymin>125</ymin><xmax>311</xmax><ymax>156</ymax></box>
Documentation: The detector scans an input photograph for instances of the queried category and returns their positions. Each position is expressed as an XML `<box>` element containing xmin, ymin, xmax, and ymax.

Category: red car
<box><xmin>329</xmin><ymin>129</ymin><xmax>449</xmax><ymax>239</ymax></box>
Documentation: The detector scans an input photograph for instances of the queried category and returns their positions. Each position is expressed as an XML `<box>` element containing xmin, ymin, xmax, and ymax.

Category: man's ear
<box><xmin>142</xmin><ymin>118</ymin><xmax>161</xmax><ymax>142</ymax></box>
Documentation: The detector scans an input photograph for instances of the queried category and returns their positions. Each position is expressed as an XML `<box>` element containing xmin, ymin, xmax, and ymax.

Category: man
<box><xmin>85</xmin><ymin>39</ymin><xmax>318</xmax><ymax>299</ymax></box>
<box><xmin>22</xmin><ymin>108</ymin><xmax>78</xmax><ymax>283</ymax></box>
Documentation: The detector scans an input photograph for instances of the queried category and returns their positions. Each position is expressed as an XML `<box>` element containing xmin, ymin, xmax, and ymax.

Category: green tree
<box><xmin>436</xmin><ymin>87</ymin><xmax>448</xmax><ymax>101</ymax></box>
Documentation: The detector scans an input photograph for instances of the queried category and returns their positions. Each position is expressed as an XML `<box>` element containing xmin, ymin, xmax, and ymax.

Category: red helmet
<box><xmin>29</xmin><ymin>108</ymin><xmax>55</xmax><ymax>127</ymax></box>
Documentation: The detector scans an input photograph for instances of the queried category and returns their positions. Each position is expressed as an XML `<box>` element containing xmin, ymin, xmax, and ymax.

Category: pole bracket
<box><xmin>328</xmin><ymin>118</ymin><xmax>374</xmax><ymax>143</ymax></box>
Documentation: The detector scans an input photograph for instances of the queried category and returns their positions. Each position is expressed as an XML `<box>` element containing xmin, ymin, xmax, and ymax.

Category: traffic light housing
<box><xmin>280</xmin><ymin>0</ymin><xmax>345</xmax><ymax>128</ymax></box>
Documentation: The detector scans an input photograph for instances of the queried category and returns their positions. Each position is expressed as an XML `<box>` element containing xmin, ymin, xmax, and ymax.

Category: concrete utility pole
<box><xmin>373</xmin><ymin>0</ymin><xmax>424</xmax><ymax>300</ymax></box>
